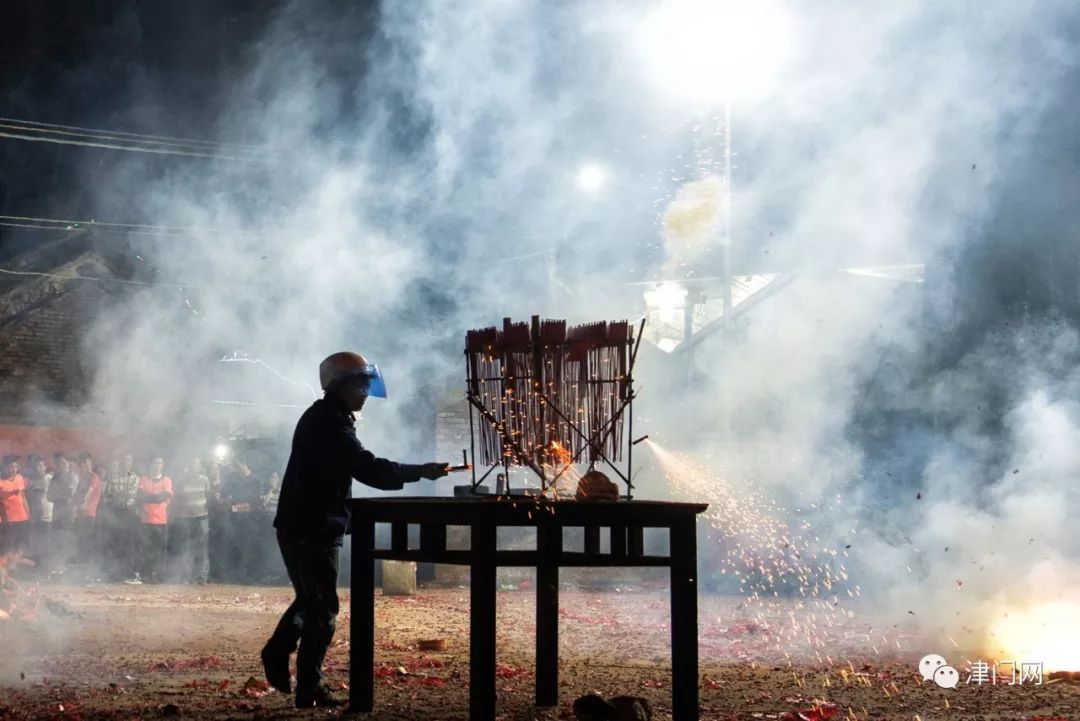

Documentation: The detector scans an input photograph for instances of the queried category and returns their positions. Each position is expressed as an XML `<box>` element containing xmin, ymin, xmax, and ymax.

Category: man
<box><xmin>256</xmin><ymin>471</ymin><xmax>284</xmax><ymax>583</ymax></box>
<box><xmin>24</xmin><ymin>455</ymin><xmax>52</xmax><ymax>563</ymax></box>
<box><xmin>136</xmin><ymin>456</ymin><xmax>172</xmax><ymax>584</ymax></box>
<box><xmin>46</xmin><ymin>454</ymin><xmax>78</xmax><ymax>571</ymax></box>
<box><xmin>206</xmin><ymin>461</ymin><xmax>229</xmax><ymax>583</ymax></box>
<box><xmin>169</xmin><ymin>458</ymin><xmax>210</xmax><ymax>584</ymax></box>
<box><xmin>0</xmin><ymin>455</ymin><xmax>30</xmax><ymax>555</ymax></box>
<box><xmin>261</xmin><ymin>351</ymin><xmax>448</xmax><ymax>708</ymax></box>
<box><xmin>262</xmin><ymin>471</ymin><xmax>282</xmax><ymax>516</ymax></box>
<box><xmin>74</xmin><ymin>452</ymin><xmax>103</xmax><ymax>576</ymax></box>
<box><xmin>104</xmin><ymin>454</ymin><xmax>141</xmax><ymax>583</ymax></box>
<box><xmin>223</xmin><ymin>458</ymin><xmax>261</xmax><ymax>583</ymax></box>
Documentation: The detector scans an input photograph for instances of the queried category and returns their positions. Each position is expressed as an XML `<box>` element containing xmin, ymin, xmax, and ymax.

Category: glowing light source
<box><xmin>989</xmin><ymin>602</ymin><xmax>1080</xmax><ymax>671</ymax></box>
<box><xmin>643</xmin><ymin>281</ymin><xmax>688</xmax><ymax>351</ymax></box>
<box><xmin>575</xmin><ymin>162</ymin><xmax>608</xmax><ymax>193</ymax></box>
<box><xmin>214</xmin><ymin>443</ymin><xmax>230</xmax><ymax>461</ymax></box>
<box><xmin>635</xmin><ymin>0</ymin><xmax>795</xmax><ymax>105</ymax></box>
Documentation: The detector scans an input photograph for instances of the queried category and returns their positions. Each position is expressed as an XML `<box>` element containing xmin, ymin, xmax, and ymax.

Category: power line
<box><xmin>0</xmin><ymin>121</ymin><xmax>269</xmax><ymax>156</ymax></box>
<box><xmin>0</xmin><ymin>264</ymin><xmax>195</xmax><ymax>289</ymax></box>
<box><xmin>0</xmin><ymin>128</ymin><xmax>267</xmax><ymax>162</ymax></box>
<box><xmin>0</xmin><ymin>116</ymin><xmax>279</xmax><ymax>153</ymax></box>
<box><xmin>0</xmin><ymin>214</ymin><xmax>259</xmax><ymax>239</ymax></box>
<box><xmin>0</xmin><ymin>116</ymin><xmax>292</xmax><ymax>160</ymax></box>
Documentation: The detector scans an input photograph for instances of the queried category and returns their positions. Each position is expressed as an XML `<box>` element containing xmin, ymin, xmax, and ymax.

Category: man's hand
<box><xmin>418</xmin><ymin>462</ymin><xmax>450</xmax><ymax>480</ymax></box>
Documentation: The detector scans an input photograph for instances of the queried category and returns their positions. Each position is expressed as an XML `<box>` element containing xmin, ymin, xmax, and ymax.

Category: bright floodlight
<box><xmin>636</xmin><ymin>0</ymin><xmax>794</xmax><ymax>105</ymax></box>
<box><xmin>214</xmin><ymin>443</ymin><xmax>230</xmax><ymax>461</ymax></box>
<box><xmin>576</xmin><ymin>162</ymin><xmax>608</xmax><ymax>193</ymax></box>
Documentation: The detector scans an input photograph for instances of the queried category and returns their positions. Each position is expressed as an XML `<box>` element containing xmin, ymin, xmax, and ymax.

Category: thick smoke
<box><xmin>39</xmin><ymin>0</ymin><xmax>1080</xmax><ymax>657</ymax></box>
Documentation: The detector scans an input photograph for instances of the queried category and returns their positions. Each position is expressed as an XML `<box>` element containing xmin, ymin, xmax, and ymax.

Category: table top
<box><xmin>349</xmin><ymin>496</ymin><xmax>708</xmax><ymax>526</ymax></box>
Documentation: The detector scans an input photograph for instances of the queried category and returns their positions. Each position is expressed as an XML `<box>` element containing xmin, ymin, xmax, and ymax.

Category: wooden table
<box><xmin>348</xmin><ymin>497</ymin><xmax>708</xmax><ymax>720</ymax></box>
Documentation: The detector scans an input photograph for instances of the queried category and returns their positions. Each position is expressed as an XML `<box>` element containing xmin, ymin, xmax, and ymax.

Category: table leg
<box><xmin>350</xmin><ymin>517</ymin><xmax>376</xmax><ymax>713</ymax></box>
<box><xmin>471</xmin><ymin>522</ymin><xmax>497</xmax><ymax>720</ymax></box>
<box><xmin>536</xmin><ymin>521</ymin><xmax>560</xmax><ymax>706</ymax></box>
<box><xmin>670</xmin><ymin>519</ymin><xmax>699</xmax><ymax>721</ymax></box>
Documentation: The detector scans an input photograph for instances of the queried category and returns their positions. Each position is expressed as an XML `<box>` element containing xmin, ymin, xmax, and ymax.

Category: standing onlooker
<box><xmin>169</xmin><ymin>458</ymin><xmax>210</xmax><ymax>584</ymax></box>
<box><xmin>74</xmin><ymin>452</ymin><xmax>103</xmax><ymax>577</ymax></box>
<box><xmin>136</xmin><ymin>456</ymin><xmax>172</xmax><ymax>584</ymax></box>
<box><xmin>24</xmin><ymin>455</ymin><xmax>52</xmax><ymax>563</ymax></box>
<box><xmin>102</xmin><ymin>454</ymin><xmax>140</xmax><ymax>582</ymax></box>
<box><xmin>257</xmin><ymin>471</ymin><xmax>284</xmax><ymax>583</ymax></box>
<box><xmin>207</xmin><ymin>461</ymin><xmax>229</xmax><ymax>583</ymax></box>
<box><xmin>46</xmin><ymin>454</ymin><xmax>78</xmax><ymax>571</ymax></box>
<box><xmin>223</xmin><ymin>458</ymin><xmax>261</xmax><ymax>583</ymax></box>
<box><xmin>0</xmin><ymin>455</ymin><xmax>30</xmax><ymax>555</ymax></box>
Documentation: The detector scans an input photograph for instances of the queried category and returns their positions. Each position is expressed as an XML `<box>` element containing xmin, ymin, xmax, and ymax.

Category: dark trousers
<box><xmin>0</xmin><ymin>520</ymin><xmax>31</xmax><ymax>555</ymax></box>
<box><xmin>169</xmin><ymin>516</ymin><xmax>209</xmax><ymax>582</ymax></box>
<box><xmin>208</xmin><ymin>510</ymin><xmax>229</xmax><ymax>582</ymax></box>
<box><xmin>75</xmin><ymin>516</ymin><xmax>97</xmax><ymax>566</ymax></box>
<box><xmin>50</xmin><ymin>518</ymin><xmax>77</xmax><ymax>570</ymax></box>
<box><xmin>102</xmin><ymin>508</ymin><xmax>139</xmax><ymax>580</ymax></box>
<box><xmin>140</xmin><ymin>523</ymin><xmax>168</xmax><ymax>581</ymax></box>
<box><xmin>228</xmin><ymin>511</ymin><xmax>260</xmax><ymax>583</ymax></box>
<box><xmin>264</xmin><ymin>530</ymin><xmax>342</xmax><ymax>696</ymax></box>
<box><xmin>29</xmin><ymin>520</ymin><xmax>50</xmax><ymax>564</ymax></box>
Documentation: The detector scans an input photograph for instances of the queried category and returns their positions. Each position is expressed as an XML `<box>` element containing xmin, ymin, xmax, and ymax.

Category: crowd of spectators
<box><xmin>0</xmin><ymin>450</ymin><xmax>283</xmax><ymax>585</ymax></box>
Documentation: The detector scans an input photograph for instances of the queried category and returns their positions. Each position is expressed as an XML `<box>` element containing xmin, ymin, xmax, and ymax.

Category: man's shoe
<box><xmin>295</xmin><ymin>685</ymin><xmax>344</xmax><ymax>709</ymax></box>
<box><xmin>260</xmin><ymin>645</ymin><xmax>291</xmax><ymax>694</ymax></box>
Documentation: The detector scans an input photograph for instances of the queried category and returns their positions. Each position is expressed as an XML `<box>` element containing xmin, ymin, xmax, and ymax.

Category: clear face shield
<box><xmin>339</xmin><ymin>363</ymin><xmax>387</xmax><ymax>399</ymax></box>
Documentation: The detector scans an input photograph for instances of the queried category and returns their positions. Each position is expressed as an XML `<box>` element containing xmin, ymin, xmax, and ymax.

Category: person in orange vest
<box><xmin>75</xmin><ymin>452</ymin><xmax>103</xmax><ymax>575</ymax></box>
<box><xmin>136</xmin><ymin>456</ymin><xmax>173</xmax><ymax>584</ymax></box>
<box><xmin>0</xmin><ymin>454</ymin><xmax>31</xmax><ymax>555</ymax></box>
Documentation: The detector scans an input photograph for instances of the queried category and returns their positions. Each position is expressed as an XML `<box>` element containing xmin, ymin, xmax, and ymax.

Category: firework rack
<box><xmin>464</xmin><ymin>315</ymin><xmax>645</xmax><ymax>497</ymax></box>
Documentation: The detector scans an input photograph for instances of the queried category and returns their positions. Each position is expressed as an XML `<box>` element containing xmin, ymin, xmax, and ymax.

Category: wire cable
<box><xmin>0</xmin><ymin>129</ymin><xmax>264</xmax><ymax>161</ymax></box>
<box><xmin>0</xmin><ymin>263</ymin><xmax>195</xmax><ymax>289</ymax></box>
<box><xmin>0</xmin><ymin>214</ymin><xmax>258</xmax><ymax>239</ymax></box>
<box><xmin>0</xmin><ymin>116</ymin><xmax>279</xmax><ymax>152</ymax></box>
<box><xmin>0</xmin><ymin>121</ymin><xmax>275</xmax><ymax>157</ymax></box>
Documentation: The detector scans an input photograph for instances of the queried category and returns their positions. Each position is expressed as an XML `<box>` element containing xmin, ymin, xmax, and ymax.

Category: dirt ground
<box><xmin>0</xmin><ymin>581</ymin><xmax>1077</xmax><ymax>721</ymax></box>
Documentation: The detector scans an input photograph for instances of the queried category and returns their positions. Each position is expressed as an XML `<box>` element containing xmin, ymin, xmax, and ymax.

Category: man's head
<box><xmin>78</xmin><ymin>452</ymin><xmax>93</xmax><ymax>474</ymax></box>
<box><xmin>33</xmin><ymin>456</ymin><xmax>47</xmax><ymax>477</ymax></box>
<box><xmin>149</xmin><ymin>456</ymin><xmax>164</xmax><ymax>477</ymax></box>
<box><xmin>2</xmin><ymin>455</ymin><xmax>19</xmax><ymax>477</ymax></box>
<box><xmin>54</xmin><ymin>453</ymin><xmax>68</xmax><ymax>473</ymax></box>
<box><xmin>319</xmin><ymin>351</ymin><xmax>387</xmax><ymax>412</ymax></box>
<box><xmin>109</xmin><ymin>459</ymin><xmax>121</xmax><ymax>476</ymax></box>
<box><xmin>122</xmin><ymin>453</ymin><xmax>134</xmax><ymax>473</ymax></box>
<box><xmin>25</xmin><ymin>454</ymin><xmax>41</xmax><ymax>477</ymax></box>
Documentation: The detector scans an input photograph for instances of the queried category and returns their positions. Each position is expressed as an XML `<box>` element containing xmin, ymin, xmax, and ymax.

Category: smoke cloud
<box><xmin>10</xmin><ymin>0</ymin><xmax>1078</xmax><ymax>661</ymax></box>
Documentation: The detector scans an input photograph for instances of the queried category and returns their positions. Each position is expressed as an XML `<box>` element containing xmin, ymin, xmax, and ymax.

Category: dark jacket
<box><xmin>274</xmin><ymin>395</ymin><xmax>423</xmax><ymax>539</ymax></box>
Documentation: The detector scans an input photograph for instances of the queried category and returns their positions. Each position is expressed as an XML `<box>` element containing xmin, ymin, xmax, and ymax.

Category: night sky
<box><xmin>2</xmin><ymin>2</ymin><xmax>1080</xmax><ymax>328</ymax></box>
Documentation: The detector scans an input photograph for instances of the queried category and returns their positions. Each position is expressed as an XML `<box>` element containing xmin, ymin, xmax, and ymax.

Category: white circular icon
<box><xmin>919</xmin><ymin>654</ymin><xmax>948</xmax><ymax>681</ymax></box>
<box><xmin>933</xmin><ymin>665</ymin><xmax>960</xmax><ymax>689</ymax></box>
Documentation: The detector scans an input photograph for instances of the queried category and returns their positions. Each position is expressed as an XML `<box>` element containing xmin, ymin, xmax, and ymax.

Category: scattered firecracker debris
<box><xmin>2</xmin><ymin>584</ymin><xmax>1077</xmax><ymax>720</ymax></box>
<box><xmin>495</xmin><ymin>664</ymin><xmax>530</xmax><ymax>679</ymax></box>
<box><xmin>241</xmin><ymin>676</ymin><xmax>271</xmax><ymax>698</ymax></box>
<box><xmin>780</xmin><ymin>704</ymin><xmax>838</xmax><ymax>721</ymax></box>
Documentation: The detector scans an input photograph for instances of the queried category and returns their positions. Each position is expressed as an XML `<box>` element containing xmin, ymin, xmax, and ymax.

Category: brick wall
<box><xmin>0</xmin><ymin>423</ymin><xmax>150</xmax><ymax>464</ymax></box>
<box><xmin>435</xmin><ymin>397</ymin><xmax>471</xmax><ymax>464</ymax></box>
<box><xmin>0</xmin><ymin>302</ymin><xmax>88</xmax><ymax>404</ymax></box>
